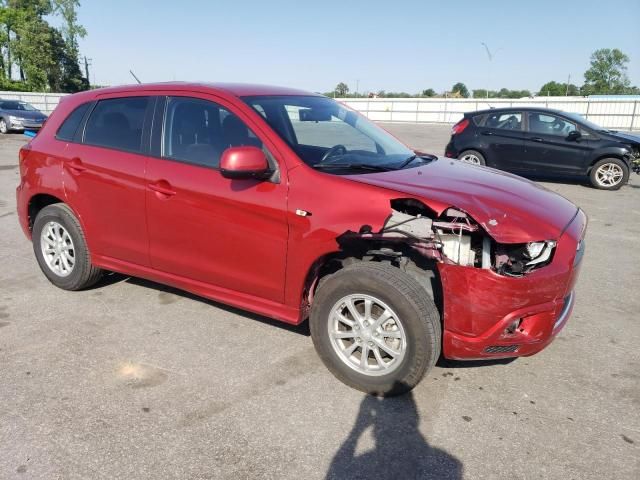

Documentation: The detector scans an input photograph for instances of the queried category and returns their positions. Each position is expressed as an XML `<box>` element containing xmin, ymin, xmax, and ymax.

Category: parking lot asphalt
<box><xmin>1</xmin><ymin>126</ymin><xmax>638</xmax><ymax>480</ymax></box>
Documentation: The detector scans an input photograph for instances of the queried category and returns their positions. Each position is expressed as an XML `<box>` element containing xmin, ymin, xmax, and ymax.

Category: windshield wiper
<box><xmin>398</xmin><ymin>154</ymin><xmax>418</xmax><ymax>169</ymax></box>
<box><xmin>312</xmin><ymin>162</ymin><xmax>392</xmax><ymax>172</ymax></box>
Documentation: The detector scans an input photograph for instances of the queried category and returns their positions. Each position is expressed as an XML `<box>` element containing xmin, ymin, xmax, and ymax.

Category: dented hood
<box><xmin>347</xmin><ymin>159</ymin><xmax>578</xmax><ymax>243</ymax></box>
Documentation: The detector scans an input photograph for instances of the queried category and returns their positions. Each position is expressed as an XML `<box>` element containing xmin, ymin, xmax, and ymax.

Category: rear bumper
<box><xmin>440</xmin><ymin>209</ymin><xmax>587</xmax><ymax>360</ymax></box>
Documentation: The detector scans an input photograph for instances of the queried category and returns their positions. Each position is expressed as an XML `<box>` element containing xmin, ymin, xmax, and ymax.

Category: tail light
<box><xmin>19</xmin><ymin>145</ymin><xmax>31</xmax><ymax>178</ymax></box>
<box><xmin>451</xmin><ymin>118</ymin><xmax>469</xmax><ymax>135</ymax></box>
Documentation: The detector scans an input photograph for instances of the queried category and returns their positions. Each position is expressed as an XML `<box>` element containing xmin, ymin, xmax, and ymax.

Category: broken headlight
<box><xmin>525</xmin><ymin>241</ymin><xmax>546</xmax><ymax>259</ymax></box>
<box><xmin>524</xmin><ymin>241</ymin><xmax>556</xmax><ymax>266</ymax></box>
<box><xmin>496</xmin><ymin>240</ymin><xmax>557</xmax><ymax>276</ymax></box>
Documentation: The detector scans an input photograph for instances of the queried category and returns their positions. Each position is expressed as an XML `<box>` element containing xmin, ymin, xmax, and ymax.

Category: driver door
<box><xmin>145</xmin><ymin>95</ymin><xmax>289</xmax><ymax>302</ymax></box>
<box><xmin>523</xmin><ymin>112</ymin><xmax>589</xmax><ymax>174</ymax></box>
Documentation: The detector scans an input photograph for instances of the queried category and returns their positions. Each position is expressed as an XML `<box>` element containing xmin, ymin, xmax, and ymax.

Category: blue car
<box><xmin>0</xmin><ymin>99</ymin><xmax>48</xmax><ymax>134</ymax></box>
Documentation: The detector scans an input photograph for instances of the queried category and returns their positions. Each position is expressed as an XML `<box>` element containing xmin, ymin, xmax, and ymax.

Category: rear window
<box><xmin>83</xmin><ymin>97</ymin><xmax>150</xmax><ymax>153</ymax></box>
<box><xmin>56</xmin><ymin>102</ymin><xmax>91</xmax><ymax>141</ymax></box>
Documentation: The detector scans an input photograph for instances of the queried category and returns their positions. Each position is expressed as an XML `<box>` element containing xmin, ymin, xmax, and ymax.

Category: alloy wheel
<box><xmin>595</xmin><ymin>162</ymin><xmax>624</xmax><ymax>188</ymax></box>
<box><xmin>459</xmin><ymin>153</ymin><xmax>481</xmax><ymax>165</ymax></box>
<box><xmin>328</xmin><ymin>294</ymin><xmax>407</xmax><ymax>376</ymax></box>
<box><xmin>40</xmin><ymin>221</ymin><xmax>76</xmax><ymax>277</ymax></box>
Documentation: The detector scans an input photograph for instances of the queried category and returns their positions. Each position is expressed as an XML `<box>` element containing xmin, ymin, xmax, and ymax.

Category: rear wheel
<box><xmin>458</xmin><ymin>149</ymin><xmax>486</xmax><ymax>166</ymax></box>
<box><xmin>32</xmin><ymin>203</ymin><xmax>103</xmax><ymax>290</ymax></box>
<box><xmin>0</xmin><ymin>118</ymin><xmax>8</xmax><ymax>134</ymax></box>
<box><xmin>310</xmin><ymin>262</ymin><xmax>441</xmax><ymax>396</ymax></box>
<box><xmin>589</xmin><ymin>158</ymin><xmax>628</xmax><ymax>190</ymax></box>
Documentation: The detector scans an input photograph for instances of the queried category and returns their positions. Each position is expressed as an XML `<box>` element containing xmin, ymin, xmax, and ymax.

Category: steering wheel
<box><xmin>321</xmin><ymin>144</ymin><xmax>347</xmax><ymax>163</ymax></box>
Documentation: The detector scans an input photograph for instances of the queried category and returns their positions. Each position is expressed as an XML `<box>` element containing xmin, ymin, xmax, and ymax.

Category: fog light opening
<box><xmin>504</xmin><ymin>318</ymin><xmax>522</xmax><ymax>335</ymax></box>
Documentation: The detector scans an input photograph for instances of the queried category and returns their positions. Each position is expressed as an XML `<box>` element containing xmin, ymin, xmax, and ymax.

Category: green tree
<box><xmin>335</xmin><ymin>82</ymin><xmax>349</xmax><ymax>96</ymax></box>
<box><xmin>538</xmin><ymin>81</ymin><xmax>580</xmax><ymax>96</ymax></box>
<box><xmin>0</xmin><ymin>0</ymin><xmax>88</xmax><ymax>91</ymax></box>
<box><xmin>582</xmin><ymin>48</ymin><xmax>630</xmax><ymax>95</ymax></box>
<box><xmin>451</xmin><ymin>82</ymin><xmax>469</xmax><ymax>98</ymax></box>
<box><xmin>421</xmin><ymin>88</ymin><xmax>436</xmax><ymax>97</ymax></box>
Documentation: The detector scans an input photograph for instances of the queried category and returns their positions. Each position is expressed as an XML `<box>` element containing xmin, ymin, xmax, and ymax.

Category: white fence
<box><xmin>0</xmin><ymin>91</ymin><xmax>67</xmax><ymax>114</ymax></box>
<box><xmin>3</xmin><ymin>91</ymin><xmax>639</xmax><ymax>131</ymax></box>
<box><xmin>339</xmin><ymin>97</ymin><xmax>640</xmax><ymax>131</ymax></box>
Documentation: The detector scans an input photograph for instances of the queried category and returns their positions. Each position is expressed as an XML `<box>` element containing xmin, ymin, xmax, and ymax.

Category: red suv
<box><xmin>16</xmin><ymin>83</ymin><xmax>586</xmax><ymax>395</ymax></box>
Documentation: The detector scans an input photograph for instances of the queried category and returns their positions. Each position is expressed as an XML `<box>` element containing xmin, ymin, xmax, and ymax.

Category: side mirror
<box><xmin>567</xmin><ymin>130</ymin><xmax>581</xmax><ymax>141</ymax></box>
<box><xmin>220</xmin><ymin>146</ymin><xmax>271</xmax><ymax>180</ymax></box>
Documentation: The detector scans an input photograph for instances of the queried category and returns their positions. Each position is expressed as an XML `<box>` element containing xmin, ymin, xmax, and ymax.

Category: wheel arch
<box><xmin>27</xmin><ymin>193</ymin><xmax>66</xmax><ymax>232</ymax></box>
<box><xmin>301</xmin><ymin>247</ymin><xmax>442</xmax><ymax>322</ymax></box>
<box><xmin>587</xmin><ymin>152</ymin><xmax>631</xmax><ymax>174</ymax></box>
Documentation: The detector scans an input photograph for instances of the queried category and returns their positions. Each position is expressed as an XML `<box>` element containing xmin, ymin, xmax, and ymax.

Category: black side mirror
<box><xmin>567</xmin><ymin>130</ymin><xmax>581</xmax><ymax>141</ymax></box>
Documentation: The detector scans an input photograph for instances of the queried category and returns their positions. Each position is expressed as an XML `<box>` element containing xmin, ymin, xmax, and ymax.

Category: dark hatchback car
<box><xmin>0</xmin><ymin>99</ymin><xmax>48</xmax><ymax>134</ymax></box>
<box><xmin>445</xmin><ymin>107</ymin><xmax>640</xmax><ymax>190</ymax></box>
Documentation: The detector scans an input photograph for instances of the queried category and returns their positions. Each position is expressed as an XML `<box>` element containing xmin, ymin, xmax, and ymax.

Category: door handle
<box><xmin>67</xmin><ymin>157</ymin><xmax>86</xmax><ymax>174</ymax></box>
<box><xmin>480</xmin><ymin>131</ymin><xmax>493</xmax><ymax>136</ymax></box>
<box><xmin>529</xmin><ymin>137</ymin><xmax>544</xmax><ymax>142</ymax></box>
<box><xmin>148</xmin><ymin>180</ymin><xmax>176</xmax><ymax>198</ymax></box>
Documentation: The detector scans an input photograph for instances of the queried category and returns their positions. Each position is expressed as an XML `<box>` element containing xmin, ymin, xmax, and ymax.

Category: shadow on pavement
<box><xmin>92</xmin><ymin>271</ymin><xmax>310</xmax><ymax>336</ymax></box>
<box><xmin>326</xmin><ymin>385</ymin><xmax>463</xmax><ymax>480</ymax></box>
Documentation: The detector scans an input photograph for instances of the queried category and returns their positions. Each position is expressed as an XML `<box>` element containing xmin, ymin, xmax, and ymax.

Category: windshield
<box><xmin>0</xmin><ymin>101</ymin><xmax>37</xmax><ymax>111</ymax></box>
<box><xmin>242</xmin><ymin>95</ymin><xmax>422</xmax><ymax>172</ymax></box>
<box><xmin>563</xmin><ymin>112</ymin><xmax>604</xmax><ymax>131</ymax></box>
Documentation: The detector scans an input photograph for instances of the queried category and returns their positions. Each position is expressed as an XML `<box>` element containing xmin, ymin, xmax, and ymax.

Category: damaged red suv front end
<box><xmin>348</xmin><ymin>159</ymin><xmax>587</xmax><ymax>361</ymax></box>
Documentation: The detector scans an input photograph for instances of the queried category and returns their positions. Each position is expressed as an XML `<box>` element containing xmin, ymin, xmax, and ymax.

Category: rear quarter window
<box><xmin>56</xmin><ymin>102</ymin><xmax>92</xmax><ymax>141</ymax></box>
<box><xmin>472</xmin><ymin>114</ymin><xmax>486</xmax><ymax>126</ymax></box>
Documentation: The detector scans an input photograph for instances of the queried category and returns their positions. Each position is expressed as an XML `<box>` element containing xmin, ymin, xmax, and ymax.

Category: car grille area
<box><xmin>484</xmin><ymin>345</ymin><xmax>519</xmax><ymax>354</ymax></box>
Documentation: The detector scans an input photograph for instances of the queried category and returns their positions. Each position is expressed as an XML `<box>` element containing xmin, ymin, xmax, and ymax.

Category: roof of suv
<box><xmin>77</xmin><ymin>82</ymin><xmax>320</xmax><ymax>99</ymax></box>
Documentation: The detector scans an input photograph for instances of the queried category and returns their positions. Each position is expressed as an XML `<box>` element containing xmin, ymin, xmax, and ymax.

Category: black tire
<box><xmin>32</xmin><ymin>203</ymin><xmax>103</xmax><ymax>290</ymax></box>
<box><xmin>0</xmin><ymin>118</ymin><xmax>8</xmax><ymax>134</ymax></box>
<box><xmin>589</xmin><ymin>158</ymin><xmax>629</xmax><ymax>190</ymax></box>
<box><xmin>458</xmin><ymin>149</ymin><xmax>486</xmax><ymax>166</ymax></box>
<box><xmin>310</xmin><ymin>261</ymin><xmax>441</xmax><ymax>396</ymax></box>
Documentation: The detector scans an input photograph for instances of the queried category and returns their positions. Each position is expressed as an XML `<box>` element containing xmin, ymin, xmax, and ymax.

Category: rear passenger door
<box><xmin>145</xmin><ymin>95</ymin><xmax>288</xmax><ymax>303</ymax></box>
<box><xmin>477</xmin><ymin>111</ymin><xmax>526</xmax><ymax>171</ymax></box>
<box><xmin>61</xmin><ymin>95</ymin><xmax>154</xmax><ymax>266</ymax></box>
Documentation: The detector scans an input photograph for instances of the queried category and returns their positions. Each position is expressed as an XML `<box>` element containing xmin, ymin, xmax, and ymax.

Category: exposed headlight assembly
<box><xmin>495</xmin><ymin>240</ymin><xmax>557</xmax><ymax>277</ymax></box>
<box><xmin>525</xmin><ymin>241</ymin><xmax>556</xmax><ymax>266</ymax></box>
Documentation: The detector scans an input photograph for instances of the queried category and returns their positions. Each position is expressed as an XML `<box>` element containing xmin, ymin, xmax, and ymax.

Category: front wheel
<box><xmin>310</xmin><ymin>262</ymin><xmax>441</xmax><ymax>396</ymax></box>
<box><xmin>589</xmin><ymin>158</ymin><xmax>628</xmax><ymax>190</ymax></box>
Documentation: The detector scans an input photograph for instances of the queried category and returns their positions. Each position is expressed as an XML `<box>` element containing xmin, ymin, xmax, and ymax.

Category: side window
<box><xmin>484</xmin><ymin>112</ymin><xmax>522</xmax><ymax>131</ymax></box>
<box><xmin>84</xmin><ymin>97</ymin><xmax>150</xmax><ymax>153</ymax></box>
<box><xmin>163</xmin><ymin>97</ymin><xmax>262</xmax><ymax>168</ymax></box>
<box><xmin>528</xmin><ymin>113</ymin><xmax>577</xmax><ymax>136</ymax></box>
<box><xmin>472</xmin><ymin>114</ymin><xmax>486</xmax><ymax>126</ymax></box>
<box><xmin>56</xmin><ymin>102</ymin><xmax>91</xmax><ymax>141</ymax></box>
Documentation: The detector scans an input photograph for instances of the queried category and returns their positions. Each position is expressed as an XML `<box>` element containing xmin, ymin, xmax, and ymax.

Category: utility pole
<box><xmin>565</xmin><ymin>73</ymin><xmax>571</xmax><ymax>96</ymax></box>
<box><xmin>83</xmin><ymin>56</ymin><xmax>92</xmax><ymax>86</ymax></box>
<box><xmin>356</xmin><ymin>79</ymin><xmax>360</xmax><ymax>96</ymax></box>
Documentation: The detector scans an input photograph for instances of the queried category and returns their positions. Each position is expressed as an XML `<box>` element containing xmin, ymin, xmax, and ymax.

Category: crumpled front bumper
<box><xmin>439</xmin><ymin>209</ymin><xmax>587</xmax><ymax>360</ymax></box>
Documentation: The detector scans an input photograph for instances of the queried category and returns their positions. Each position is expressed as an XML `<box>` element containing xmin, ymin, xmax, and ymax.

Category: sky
<box><xmin>73</xmin><ymin>0</ymin><xmax>640</xmax><ymax>94</ymax></box>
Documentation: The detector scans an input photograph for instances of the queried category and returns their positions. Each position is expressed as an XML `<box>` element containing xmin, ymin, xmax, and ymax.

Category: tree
<box><xmin>451</xmin><ymin>82</ymin><xmax>469</xmax><ymax>98</ymax></box>
<box><xmin>582</xmin><ymin>48</ymin><xmax>631</xmax><ymax>95</ymax></box>
<box><xmin>421</xmin><ymin>88</ymin><xmax>436</xmax><ymax>97</ymax></box>
<box><xmin>0</xmin><ymin>0</ymin><xmax>88</xmax><ymax>91</ymax></box>
<box><xmin>335</xmin><ymin>82</ymin><xmax>349</xmax><ymax>97</ymax></box>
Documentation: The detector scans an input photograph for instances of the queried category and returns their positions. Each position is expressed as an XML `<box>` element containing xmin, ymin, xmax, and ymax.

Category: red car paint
<box><xmin>16</xmin><ymin>82</ymin><xmax>585</xmax><ymax>361</ymax></box>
